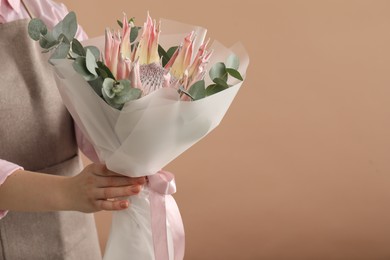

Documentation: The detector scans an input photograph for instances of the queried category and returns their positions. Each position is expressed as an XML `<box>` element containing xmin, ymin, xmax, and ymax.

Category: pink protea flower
<box><xmin>104</xmin><ymin>13</ymin><xmax>213</xmax><ymax>97</ymax></box>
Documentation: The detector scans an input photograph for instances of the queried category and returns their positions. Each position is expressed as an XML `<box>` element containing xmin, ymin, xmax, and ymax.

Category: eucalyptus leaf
<box><xmin>212</xmin><ymin>77</ymin><xmax>229</xmax><ymax>88</ymax></box>
<box><xmin>39</xmin><ymin>36</ymin><xmax>58</xmax><ymax>49</ymax></box>
<box><xmin>209</xmin><ymin>62</ymin><xmax>227</xmax><ymax>81</ymax></box>
<box><xmin>58</xmin><ymin>33</ymin><xmax>70</xmax><ymax>45</ymax></box>
<box><xmin>97</xmin><ymin>61</ymin><xmax>115</xmax><ymax>80</ymax></box>
<box><xmin>73</xmin><ymin>57</ymin><xmax>96</xmax><ymax>81</ymax></box>
<box><xmin>84</xmin><ymin>46</ymin><xmax>100</xmax><ymax>60</ymax></box>
<box><xmin>96</xmin><ymin>67</ymin><xmax>108</xmax><ymax>79</ymax></box>
<box><xmin>39</xmin><ymin>31</ymin><xmax>57</xmax><ymax>49</ymax></box>
<box><xmin>226</xmin><ymin>68</ymin><xmax>243</xmax><ymax>81</ymax></box>
<box><xmin>113</xmin><ymin>87</ymin><xmax>142</xmax><ymax>104</ymax></box>
<box><xmin>88</xmin><ymin>77</ymin><xmax>104</xmax><ymax>96</ymax></box>
<box><xmin>50</xmin><ymin>42</ymin><xmax>70</xmax><ymax>59</ymax></box>
<box><xmin>71</xmin><ymin>39</ymin><xmax>86</xmax><ymax>57</ymax></box>
<box><xmin>86</xmin><ymin>49</ymin><xmax>98</xmax><ymax>76</ymax></box>
<box><xmin>188</xmin><ymin>80</ymin><xmax>206</xmax><ymax>100</ymax></box>
<box><xmin>53</xmin><ymin>11</ymin><xmax>77</xmax><ymax>40</ymax></box>
<box><xmin>102</xmin><ymin>89</ymin><xmax>122</xmax><ymax>110</ymax></box>
<box><xmin>111</xmin><ymin>80</ymin><xmax>125</xmax><ymax>95</ymax></box>
<box><xmin>102</xmin><ymin>78</ymin><xmax>116</xmax><ymax>98</ymax></box>
<box><xmin>28</xmin><ymin>18</ymin><xmax>47</xmax><ymax>41</ymax></box>
<box><xmin>116</xmin><ymin>79</ymin><xmax>130</xmax><ymax>92</ymax></box>
<box><xmin>226</xmin><ymin>54</ymin><xmax>240</xmax><ymax>70</ymax></box>
<box><xmin>206</xmin><ymin>83</ymin><xmax>228</xmax><ymax>96</ymax></box>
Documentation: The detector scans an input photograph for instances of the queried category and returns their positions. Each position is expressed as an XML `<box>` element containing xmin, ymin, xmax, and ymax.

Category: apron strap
<box><xmin>21</xmin><ymin>0</ymin><xmax>35</xmax><ymax>19</ymax></box>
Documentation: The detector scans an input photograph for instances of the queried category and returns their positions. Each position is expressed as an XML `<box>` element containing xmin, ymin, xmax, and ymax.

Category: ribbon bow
<box><xmin>148</xmin><ymin>170</ymin><xmax>185</xmax><ymax>260</ymax></box>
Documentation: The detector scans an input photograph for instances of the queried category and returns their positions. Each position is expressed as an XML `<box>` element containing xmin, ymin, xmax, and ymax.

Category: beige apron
<box><xmin>0</xmin><ymin>19</ymin><xmax>102</xmax><ymax>259</ymax></box>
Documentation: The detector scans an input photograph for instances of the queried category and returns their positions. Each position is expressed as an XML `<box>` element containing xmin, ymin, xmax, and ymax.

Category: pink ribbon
<box><xmin>148</xmin><ymin>170</ymin><xmax>185</xmax><ymax>260</ymax></box>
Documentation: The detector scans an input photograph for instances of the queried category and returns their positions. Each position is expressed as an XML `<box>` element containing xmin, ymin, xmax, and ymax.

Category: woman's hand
<box><xmin>64</xmin><ymin>163</ymin><xmax>146</xmax><ymax>213</ymax></box>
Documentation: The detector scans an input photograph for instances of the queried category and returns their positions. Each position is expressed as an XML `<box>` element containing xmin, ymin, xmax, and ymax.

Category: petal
<box><xmin>110</xmin><ymin>32</ymin><xmax>121</xmax><ymax>78</ymax></box>
<box><xmin>162</xmin><ymin>72</ymin><xmax>171</xmax><ymax>88</ymax></box>
<box><xmin>148</xmin><ymin>20</ymin><xmax>161</xmax><ymax>64</ymax></box>
<box><xmin>122</xmin><ymin>13</ymin><xmax>129</xmax><ymax>38</ymax></box>
<box><xmin>134</xmin><ymin>13</ymin><xmax>154</xmax><ymax>64</ymax></box>
<box><xmin>130</xmin><ymin>59</ymin><xmax>143</xmax><ymax>89</ymax></box>
<box><xmin>187</xmin><ymin>38</ymin><xmax>210</xmax><ymax>76</ymax></box>
<box><xmin>170</xmin><ymin>32</ymin><xmax>194</xmax><ymax>79</ymax></box>
<box><xmin>104</xmin><ymin>28</ymin><xmax>113</xmax><ymax>69</ymax></box>
<box><xmin>120</xmin><ymin>25</ymin><xmax>132</xmax><ymax>59</ymax></box>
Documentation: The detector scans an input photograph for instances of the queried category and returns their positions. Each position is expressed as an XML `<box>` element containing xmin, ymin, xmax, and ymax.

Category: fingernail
<box><xmin>120</xmin><ymin>201</ymin><xmax>128</xmax><ymax>209</ymax></box>
<box><xmin>131</xmin><ymin>185</ymin><xmax>140</xmax><ymax>193</ymax></box>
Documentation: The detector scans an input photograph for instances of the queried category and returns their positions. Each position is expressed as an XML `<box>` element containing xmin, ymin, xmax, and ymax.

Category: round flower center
<box><xmin>139</xmin><ymin>63</ymin><xmax>168</xmax><ymax>95</ymax></box>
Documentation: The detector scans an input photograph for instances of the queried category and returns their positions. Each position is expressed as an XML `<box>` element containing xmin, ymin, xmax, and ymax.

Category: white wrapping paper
<box><xmin>53</xmin><ymin>19</ymin><xmax>249</xmax><ymax>260</ymax></box>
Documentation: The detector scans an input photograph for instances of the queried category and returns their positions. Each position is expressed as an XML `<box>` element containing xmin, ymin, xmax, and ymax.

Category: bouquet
<box><xmin>28</xmin><ymin>11</ymin><xmax>249</xmax><ymax>260</ymax></box>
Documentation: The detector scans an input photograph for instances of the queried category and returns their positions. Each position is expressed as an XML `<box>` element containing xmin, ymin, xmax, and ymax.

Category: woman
<box><xmin>0</xmin><ymin>0</ymin><xmax>144</xmax><ymax>259</ymax></box>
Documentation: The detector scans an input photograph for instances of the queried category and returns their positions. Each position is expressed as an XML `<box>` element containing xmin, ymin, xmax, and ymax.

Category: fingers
<box><xmin>96</xmin><ymin>199</ymin><xmax>130</xmax><ymax>211</ymax></box>
<box><xmin>89</xmin><ymin>164</ymin><xmax>147</xmax><ymax>185</ymax></box>
<box><xmin>95</xmin><ymin>185</ymin><xmax>142</xmax><ymax>200</ymax></box>
<box><xmin>95</xmin><ymin>176</ymin><xmax>146</xmax><ymax>188</ymax></box>
<box><xmin>93</xmin><ymin>186</ymin><xmax>141</xmax><ymax>211</ymax></box>
<box><xmin>82</xmin><ymin>163</ymin><xmax>147</xmax><ymax>212</ymax></box>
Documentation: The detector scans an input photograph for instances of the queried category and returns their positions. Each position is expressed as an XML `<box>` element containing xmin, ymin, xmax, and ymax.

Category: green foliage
<box><xmin>209</xmin><ymin>62</ymin><xmax>227</xmax><ymax>82</ymax></box>
<box><xmin>96</xmin><ymin>61</ymin><xmax>116</xmax><ymax>80</ymax></box>
<box><xmin>188</xmin><ymin>80</ymin><xmax>206</xmax><ymax>100</ymax></box>
<box><xmin>212</xmin><ymin>77</ymin><xmax>229</xmax><ymax>88</ymax></box>
<box><xmin>28</xmin><ymin>19</ymin><xmax>47</xmax><ymax>41</ymax></box>
<box><xmin>86</xmin><ymin>49</ymin><xmax>98</xmax><ymax>76</ymax></box>
<box><xmin>102</xmin><ymin>78</ymin><xmax>142</xmax><ymax>109</ymax></box>
<box><xmin>201</xmin><ymin>53</ymin><xmax>243</xmax><ymax>98</ymax></box>
<box><xmin>27</xmin><ymin>12</ymin><xmax>142</xmax><ymax>110</ymax></box>
<box><xmin>53</xmin><ymin>12</ymin><xmax>77</xmax><ymax>40</ymax></box>
<box><xmin>206</xmin><ymin>83</ymin><xmax>228</xmax><ymax>96</ymax></box>
<box><xmin>72</xmin><ymin>56</ymin><xmax>96</xmax><ymax>81</ymax></box>
<box><xmin>117</xmin><ymin>17</ymin><xmax>136</xmax><ymax>28</ymax></box>
<box><xmin>226</xmin><ymin>53</ymin><xmax>240</xmax><ymax>70</ymax></box>
<box><xmin>39</xmin><ymin>34</ymin><xmax>58</xmax><ymax>50</ymax></box>
<box><xmin>50</xmin><ymin>42</ymin><xmax>70</xmax><ymax>59</ymax></box>
<box><xmin>84</xmin><ymin>46</ymin><xmax>100</xmax><ymax>60</ymax></box>
<box><xmin>158</xmin><ymin>45</ymin><xmax>178</xmax><ymax>67</ymax></box>
<box><xmin>88</xmin><ymin>77</ymin><xmax>104</xmax><ymax>96</ymax></box>
<box><xmin>71</xmin><ymin>39</ymin><xmax>86</xmax><ymax>57</ymax></box>
<box><xmin>176</xmin><ymin>53</ymin><xmax>244</xmax><ymax>101</ymax></box>
<box><xmin>226</xmin><ymin>68</ymin><xmax>243</xmax><ymax>80</ymax></box>
<box><xmin>28</xmin><ymin>12</ymin><xmax>77</xmax><ymax>60</ymax></box>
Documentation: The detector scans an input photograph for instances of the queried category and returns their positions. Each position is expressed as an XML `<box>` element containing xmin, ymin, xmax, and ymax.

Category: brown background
<box><xmin>61</xmin><ymin>0</ymin><xmax>390</xmax><ymax>259</ymax></box>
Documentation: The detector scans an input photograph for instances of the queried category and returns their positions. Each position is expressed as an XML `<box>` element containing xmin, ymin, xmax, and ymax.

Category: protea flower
<box><xmin>104</xmin><ymin>13</ymin><xmax>213</xmax><ymax>98</ymax></box>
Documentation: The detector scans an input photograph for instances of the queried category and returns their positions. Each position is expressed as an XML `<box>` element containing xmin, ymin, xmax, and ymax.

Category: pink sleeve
<box><xmin>0</xmin><ymin>0</ymin><xmax>88</xmax><ymax>40</ymax></box>
<box><xmin>0</xmin><ymin>159</ymin><xmax>23</xmax><ymax>219</ymax></box>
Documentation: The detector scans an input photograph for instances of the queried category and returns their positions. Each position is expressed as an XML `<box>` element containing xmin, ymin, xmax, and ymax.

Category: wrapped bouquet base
<box><xmin>34</xmin><ymin>13</ymin><xmax>249</xmax><ymax>260</ymax></box>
